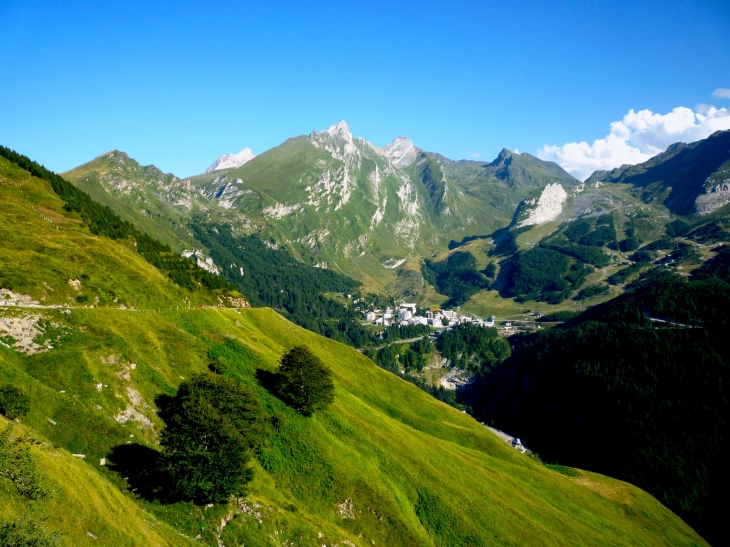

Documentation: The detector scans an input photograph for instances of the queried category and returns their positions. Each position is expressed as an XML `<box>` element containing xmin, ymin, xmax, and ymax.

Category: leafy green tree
<box><xmin>275</xmin><ymin>346</ymin><xmax>335</xmax><ymax>416</ymax></box>
<box><xmin>0</xmin><ymin>385</ymin><xmax>30</xmax><ymax>420</ymax></box>
<box><xmin>157</xmin><ymin>373</ymin><xmax>267</xmax><ymax>504</ymax></box>
<box><xmin>619</xmin><ymin>237</ymin><xmax>641</xmax><ymax>252</ymax></box>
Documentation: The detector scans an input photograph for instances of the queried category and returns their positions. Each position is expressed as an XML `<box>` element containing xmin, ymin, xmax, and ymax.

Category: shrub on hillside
<box><xmin>275</xmin><ymin>346</ymin><xmax>335</xmax><ymax>416</ymax></box>
<box><xmin>0</xmin><ymin>384</ymin><xmax>30</xmax><ymax>420</ymax></box>
<box><xmin>157</xmin><ymin>373</ymin><xmax>267</xmax><ymax>504</ymax></box>
<box><xmin>0</xmin><ymin>516</ymin><xmax>61</xmax><ymax>547</ymax></box>
<box><xmin>666</xmin><ymin>219</ymin><xmax>691</xmax><ymax>237</ymax></box>
<box><xmin>0</xmin><ymin>425</ymin><xmax>51</xmax><ymax>500</ymax></box>
<box><xmin>574</xmin><ymin>284</ymin><xmax>610</xmax><ymax>300</ymax></box>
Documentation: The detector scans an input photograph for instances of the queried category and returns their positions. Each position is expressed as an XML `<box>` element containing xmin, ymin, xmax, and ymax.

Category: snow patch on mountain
<box><xmin>205</xmin><ymin>148</ymin><xmax>255</xmax><ymax>172</ymax></box>
<box><xmin>378</xmin><ymin>137</ymin><xmax>417</xmax><ymax>167</ymax></box>
<box><xmin>517</xmin><ymin>183</ymin><xmax>568</xmax><ymax>227</ymax></box>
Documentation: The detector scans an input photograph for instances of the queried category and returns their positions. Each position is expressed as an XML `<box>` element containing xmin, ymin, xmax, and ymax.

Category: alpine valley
<box><xmin>0</xmin><ymin>122</ymin><xmax>728</xmax><ymax>547</ymax></box>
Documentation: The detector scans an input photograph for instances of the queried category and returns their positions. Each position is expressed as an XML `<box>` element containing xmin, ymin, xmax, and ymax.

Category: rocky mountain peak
<box><xmin>378</xmin><ymin>136</ymin><xmax>418</xmax><ymax>167</ymax></box>
<box><xmin>491</xmin><ymin>148</ymin><xmax>514</xmax><ymax>166</ymax></box>
<box><xmin>320</xmin><ymin>120</ymin><xmax>353</xmax><ymax>142</ymax></box>
<box><xmin>205</xmin><ymin>148</ymin><xmax>255</xmax><ymax>173</ymax></box>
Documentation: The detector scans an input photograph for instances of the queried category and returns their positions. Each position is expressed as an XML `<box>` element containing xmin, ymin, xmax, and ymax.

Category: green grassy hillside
<box><xmin>61</xmin><ymin>150</ymin><xmax>207</xmax><ymax>252</ymax></box>
<box><xmin>0</xmin><ymin>155</ymin><xmax>225</xmax><ymax>310</ymax></box>
<box><xmin>468</xmin><ymin>274</ymin><xmax>729</xmax><ymax>545</ymax></box>
<box><xmin>1</xmin><ymin>307</ymin><xmax>710</xmax><ymax>546</ymax></box>
<box><xmin>0</xmin><ymin>151</ymin><xmax>710</xmax><ymax>546</ymax></box>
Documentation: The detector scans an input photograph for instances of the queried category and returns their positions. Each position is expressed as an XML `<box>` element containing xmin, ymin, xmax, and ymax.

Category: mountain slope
<box><xmin>62</xmin><ymin>150</ymin><xmax>207</xmax><ymax>251</ymax></box>
<box><xmin>468</xmin><ymin>273</ymin><xmax>729</xmax><ymax>545</ymax></box>
<box><xmin>0</xmin><ymin>149</ymin><xmax>708</xmax><ymax>546</ymax></box>
<box><xmin>587</xmin><ymin>129</ymin><xmax>730</xmax><ymax>215</ymax></box>
<box><xmin>0</xmin><ymin>153</ymin><xmax>233</xmax><ymax>310</ymax></box>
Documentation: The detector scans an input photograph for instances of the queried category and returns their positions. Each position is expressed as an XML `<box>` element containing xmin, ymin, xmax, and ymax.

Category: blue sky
<box><xmin>1</xmin><ymin>0</ymin><xmax>729</xmax><ymax>177</ymax></box>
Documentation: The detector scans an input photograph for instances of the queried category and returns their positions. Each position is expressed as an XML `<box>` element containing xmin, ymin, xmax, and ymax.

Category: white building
<box><xmin>485</xmin><ymin>315</ymin><xmax>495</xmax><ymax>327</ymax></box>
<box><xmin>397</xmin><ymin>310</ymin><xmax>412</xmax><ymax>321</ymax></box>
<box><xmin>365</xmin><ymin>311</ymin><xmax>376</xmax><ymax>321</ymax></box>
<box><xmin>442</xmin><ymin>310</ymin><xmax>457</xmax><ymax>320</ymax></box>
<box><xmin>428</xmin><ymin>318</ymin><xmax>443</xmax><ymax>327</ymax></box>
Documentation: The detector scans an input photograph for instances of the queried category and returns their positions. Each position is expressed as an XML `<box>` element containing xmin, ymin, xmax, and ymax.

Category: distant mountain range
<box><xmin>63</xmin><ymin>121</ymin><xmax>582</xmax><ymax>289</ymax></box>
<box><xmin>61</xmin><ymin>124</ymin><xmax>730</xmax><ymax>308</ymax></box>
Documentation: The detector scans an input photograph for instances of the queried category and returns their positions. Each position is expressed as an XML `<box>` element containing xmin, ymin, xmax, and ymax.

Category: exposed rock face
<box><xmin>199</xmin><ymin>176</ymin><xmax>251</xmax><ymax>209</ymax></box>
<box><xmin>517</xmin><ymin>183</ymin><xmax>568</xmax><ymax>227</ymax></box>
<box><xmin>378</xmin><ymin>136</ymin><xmax>418</xmax><ymax>167</ymax></box>
<box><xmin>181</xmin><ymin>249</ymin><xmax>220</xmax><ymax>274</ymax></box>
<box><xmin>263</xmin><ymin>202</ymin><xmax>303</xmax><ymax>219</ymax></box>
<box><xmin>696</xmin><ymin>171</ymin><xmax>730</xmax><ymax>214</ymax></box>
<box><xmin>0</xmin><ymin>312</ymin><xmax>54</xmax><ymax>354</ymax></box>
<box><xmin>205</xmin><ymin>148</ymin><xmax>255</xmax><ymax>172</ymax></box>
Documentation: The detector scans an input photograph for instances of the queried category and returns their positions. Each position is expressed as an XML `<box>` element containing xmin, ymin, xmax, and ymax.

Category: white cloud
<box><xmin>539</xmin><ymin>106</ymin><xmax>730</xmax><ymax>181</ymax></box>
<box><xmin>468</xmin><ymin>151</ymin><xmax>481</xmax><ymax>158</ymax></box>
<box><xmin>713</xmin><ymin>88</ymin><xmax>730</xmax><ymax>99</ymax></box>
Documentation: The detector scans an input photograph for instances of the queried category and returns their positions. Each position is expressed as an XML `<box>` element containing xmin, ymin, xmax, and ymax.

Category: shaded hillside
<box><xmin>468</xmin><ymin>273</ymin><xmax>730</xmax><ymax>545</ymax></box>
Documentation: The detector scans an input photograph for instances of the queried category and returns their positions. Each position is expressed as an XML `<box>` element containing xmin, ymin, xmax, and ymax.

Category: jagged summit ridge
<box><xmin>378</xmin><ymin>136</ymin><xmax>418</xmax><ymax>167</ymax></box>
<box><xmin>320</xmin><ymin>120</ymin><xmax>353</xmax><ymax>141</ymax></box>
<box><xmin>205</xmin><ymin>147</ymin><xmax>255</xmax><ymax>173</ymax></box>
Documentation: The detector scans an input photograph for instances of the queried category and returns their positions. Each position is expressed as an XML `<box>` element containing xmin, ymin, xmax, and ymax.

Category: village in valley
<box><xmin>355</xmin><ymin>298</ymin><xmax>495</xmax><ymax>329</ymax></box>
<box><xmin>349</xmin><ymin>295</ymin><xmax>547</xmax><ymax>337</ymax></box>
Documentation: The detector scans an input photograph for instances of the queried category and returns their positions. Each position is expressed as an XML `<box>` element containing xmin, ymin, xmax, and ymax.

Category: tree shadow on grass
<box><xmin>106</xmin><ymin>444</ymin><xmax>181</xmax><ymax>504</ymax></box>
<box><xmin>255</xmin><ymin>368</ymin><xmax>279</xmax><ymax>396</ymax></box>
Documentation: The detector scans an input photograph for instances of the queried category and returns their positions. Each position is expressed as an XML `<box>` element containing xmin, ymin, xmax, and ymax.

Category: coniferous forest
<box><xmin>465</xmin><ymin>272</ymin><xmax>730</xmax><ymax>545</ymax></box>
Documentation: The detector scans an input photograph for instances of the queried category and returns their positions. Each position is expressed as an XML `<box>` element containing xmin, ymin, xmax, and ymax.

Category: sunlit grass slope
<box><xmin>0</xmin><ymin>303</ymin><xmax>708</xmax><ymax>546</ymax></box>
<box><xmin>0</xmin><ymin>156</ymin><xmax>216</xmax><ymax>309</ymax></box>
<box><xmin>0</xmin><ymin>416</ymin><xmax>194</xmax><ymax>546</ymax></box>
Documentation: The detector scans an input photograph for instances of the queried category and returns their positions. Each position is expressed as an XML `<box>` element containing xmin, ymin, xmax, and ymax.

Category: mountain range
<box><xmin>61</xmin><ymin>123</ymin><xmax>730</xmax><ymax>318</ymax></box>
<box><xmin>63</xmin><ymin>121</ymin><xmax>585</xmax><ymax>292</ymax></box>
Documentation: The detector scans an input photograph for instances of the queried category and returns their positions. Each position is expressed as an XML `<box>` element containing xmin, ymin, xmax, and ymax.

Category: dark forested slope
<box><xmin>468</xmin><ymin>273</ymin><xmax>730</xmax><ymax>545</ymax></box>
